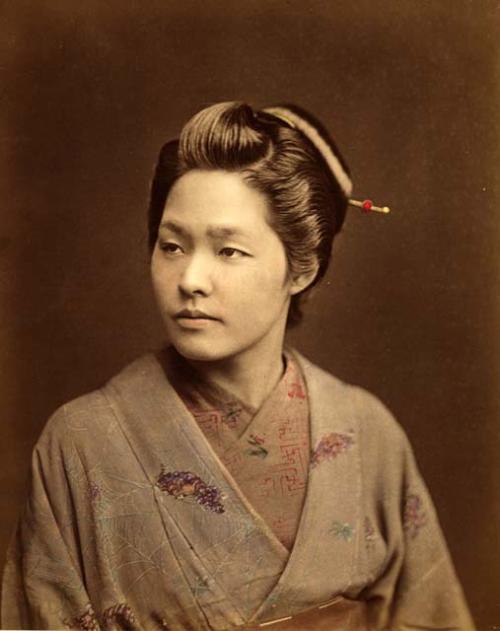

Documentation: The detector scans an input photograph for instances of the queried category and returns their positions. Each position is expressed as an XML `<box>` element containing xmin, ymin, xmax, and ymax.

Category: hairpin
<box><xmin>262</xmin><ymin>105</ymin><xmax>391</xmax><ymax>215</ymax></box>
<box><xmin>348</xmin><ymin>199</ymin><xmax>391</xmax><ymax>214</ymax></box>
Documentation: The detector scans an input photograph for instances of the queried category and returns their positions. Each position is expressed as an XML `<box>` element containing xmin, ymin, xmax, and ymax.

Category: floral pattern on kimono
<box><xmin>168</xmin><ymin>348</ymin><xmax>310</xmax><ymax>551</ymax></box>
<box><xmin>1</xmin><ymin>348</ymin><xmax>475</xmax><ymax>630</ymax></box>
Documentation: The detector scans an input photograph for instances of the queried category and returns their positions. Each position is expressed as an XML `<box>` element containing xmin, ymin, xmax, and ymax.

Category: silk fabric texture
<box><xmin>166</xmin><ymin>348</ymin><xmax>309</xmax><ymax>552</ymax></box>
<box><xmin>1</xmin><ymin>349</ymin><xmax>474</xmax><ymax>630</ymax></box>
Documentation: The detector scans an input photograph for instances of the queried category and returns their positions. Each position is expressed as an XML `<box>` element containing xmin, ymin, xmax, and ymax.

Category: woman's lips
<box><xmin>174</xmin><ymin>309</ymin><xmax>220</xmax><ymax>329</ymax></box>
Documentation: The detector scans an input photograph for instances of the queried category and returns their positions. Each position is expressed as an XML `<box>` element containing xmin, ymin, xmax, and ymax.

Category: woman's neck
<box><xmin>184</xmin><ymin>338</ymin><xmax>287</xmax><ymax>410</ymax></box>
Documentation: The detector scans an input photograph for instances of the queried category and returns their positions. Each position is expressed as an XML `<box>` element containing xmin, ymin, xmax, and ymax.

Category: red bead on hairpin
<box><xmin>348</xmin><ymin>199</ymin><xmax>391</xmax><ymax>214</ymax></box>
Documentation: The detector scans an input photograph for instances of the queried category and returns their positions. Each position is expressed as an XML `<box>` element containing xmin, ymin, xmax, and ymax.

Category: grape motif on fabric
<box><xmin>403</xmin><ymin>492</ymin><xmax>427</xmax><ymax>538</ymax></box>
<box><xmin>156</xmin><ymin>468</ymin><xmax>226</xmax><ymax>514</ymax></box>
<box><xmin>64</xmin><ymin>602</ymin><xmax>137</xmax><ymax>631</ymax></box>
<box><xmin>102</xmin><ymin>603</ymin><xmax>136</xmax><ymax>628</ymax></box>
<box><xmin>364</xmin><ymin>516</ymin><xmax>377</xmax><ymax>550</ymax></box>
<box><xmin>63</xmin><ymin>603</ymin><xmax>99</xmax><ymax>631</ymax></box>
<box><xmin>311</xmin><ymin>432</ymin><xmax>354</xmax><ymax>468</ymax></box>
<box><xmin>88</xmin><ymin>482</ymin><xmax>101</xmax><ymax>501</ymax></box>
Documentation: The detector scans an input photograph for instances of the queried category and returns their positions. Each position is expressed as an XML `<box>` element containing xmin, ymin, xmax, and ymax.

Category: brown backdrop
<box><xmin>1</xmin><ymin>1</ymin><xmax>499</xmax><ymax>627</ymax></box>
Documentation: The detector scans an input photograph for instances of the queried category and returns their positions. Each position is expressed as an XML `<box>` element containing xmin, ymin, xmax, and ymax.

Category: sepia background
<box><xmin>1</xmin><ymin>1</ymin><xmax>499</xmax><ymax>627</ymax></box>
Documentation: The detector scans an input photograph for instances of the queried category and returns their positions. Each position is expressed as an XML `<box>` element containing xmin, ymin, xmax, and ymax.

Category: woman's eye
<box><xmin>219</xmin><ymin>247</ymin><xmax>247</xmax><ymax>258</ymax></box>
<box><xmin>159</xmin><ymin>242</ymin><xmax>183</xmax><ymax>255</ymax></box>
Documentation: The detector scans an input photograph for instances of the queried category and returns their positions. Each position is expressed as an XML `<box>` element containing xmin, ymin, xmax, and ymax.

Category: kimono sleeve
<box><xmin>363</xmin><ymin>410</ymin><xmax>475</xmax><ymax>630</ymax></box>
<box><xmin>1</xmin><ymin>407</ymin><xmax>99</xmax><ymax>630</ymax></box>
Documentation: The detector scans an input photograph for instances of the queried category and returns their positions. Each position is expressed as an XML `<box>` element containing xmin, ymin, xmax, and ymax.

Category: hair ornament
<box><xmin>348</xmin><ymin>199</ymin><xmax>391</xmax><ymax>214</ymax></box>
<box><xmin>262</xmin><ymin>105</ymin><xmax>391</xmax><ymax>215</ymax></box>
<box><xmin>263</xmin><ymin>105</ymin><xmax>353</xmax><ymax>197</ymax></box>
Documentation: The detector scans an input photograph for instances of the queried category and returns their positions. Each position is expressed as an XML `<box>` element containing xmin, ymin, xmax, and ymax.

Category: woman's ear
<box><xmin>289</xmin><ymin>262</ymin><xmax>320</xmax><ymax>296</ymax></box>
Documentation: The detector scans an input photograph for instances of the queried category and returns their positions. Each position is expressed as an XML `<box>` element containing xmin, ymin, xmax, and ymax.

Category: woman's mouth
<box><xmin>174</xmin><ymin>309</ymin><xmax>220</xmax><ymax>329</ymax></box>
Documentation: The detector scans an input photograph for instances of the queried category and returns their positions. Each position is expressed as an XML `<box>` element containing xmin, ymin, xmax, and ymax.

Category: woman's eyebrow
<box><xmin>160</xmin><ymin>221</ymin><xmax>248</xmax><ymax>239</ymax></box>
<box><xmin>206</xmin><ymin>226</ymin><xmax>248</xmax><ymax>239</ymax></box>
<box><xmin>158</xmin><ymin>220</ymin><xmax>189</xmax><ymax>236</ymax></box>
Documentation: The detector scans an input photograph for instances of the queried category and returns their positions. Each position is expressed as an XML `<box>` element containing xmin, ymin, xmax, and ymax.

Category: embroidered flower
<box><xmin>88</xmin><ymin>482</ymin><xmax>101</xmax><ymax>503</ymax></box>
<box><xmin>156</xmin><ymin>469</ymin><xmax>225</xmax><ymax>514</ymax></box>
<box><xmin>221</xmin><ymin>401</ymin><xmax>243</xmax><ymax>426</ymax></box>
<box><xmin>192</xmin><ymin>575</ymin><xmax>211</xmax><ymax>596</ymax></box>
<box><xmin>102</xmin><ymin>603</ymin><xmax>136</xmax><ymax>629</ymax></box>
<box><xmin>63</xmin><ymin>603</ymin><xmax>99</xmax><ymax>631</ymax></box>
<box><xmin>364</xmin><ymin>516</ymin><xmax>376</xmax><ymax>549</ymax></box>
<box><xmin>403</xmin><ymin>492</ymin><xmax>427</xmax><ymax>538</ymax></box>
<box><xmin>287</xmin><ymin>381</ymin><xmax>306</xmax><ymax>399</ymax></box>
<box><xmin>311</xmin><ymin>432</ymin><xmax>353</xmax><ymax>468</ymax></box>
<box><xmin>264</xmin><ymin>592</ymin><xmax>281</xmax><ymax>610</ymax></box>
<box><xmin>331</xmin><ymin>521</ymin><xmax>354</xmax><ymax>541</ymax></box>
<box><xmin>245</xmin><ymin>434</ymin><xmax>269</xmax><ymax>458</ymax></box>
<box><xmin>250</xmin><ymin>433</ymin><xmax>265</xmax><ymax>445</ymax></box>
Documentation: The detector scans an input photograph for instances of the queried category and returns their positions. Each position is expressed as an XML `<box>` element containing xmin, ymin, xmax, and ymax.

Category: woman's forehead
<box><xmin>162</xmin><ymin>169</ymin><xmax>273</xmax><ymax>236</ymax></box>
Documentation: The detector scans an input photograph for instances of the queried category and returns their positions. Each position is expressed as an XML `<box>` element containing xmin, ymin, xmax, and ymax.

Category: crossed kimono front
<box><xmin>1</xmin><ymin>349</ymin><xmax>474</xmax><ymax>630</ymax></box>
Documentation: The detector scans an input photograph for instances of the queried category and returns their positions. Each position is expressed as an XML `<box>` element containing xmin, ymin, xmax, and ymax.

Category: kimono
<box><xmin>1</xmin><ymin>348</ymin><xmax>474</xmax><ymax>630</ymax></box>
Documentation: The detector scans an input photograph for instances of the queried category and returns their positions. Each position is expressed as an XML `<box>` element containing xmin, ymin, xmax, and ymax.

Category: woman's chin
<box><xmin>169</xmin><ymin>337</ymin><xmax>234</xmax><ymax>364</ymax></box>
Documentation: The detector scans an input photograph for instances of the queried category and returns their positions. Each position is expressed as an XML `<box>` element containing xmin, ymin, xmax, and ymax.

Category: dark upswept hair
<box><xmin>148</xmin><ymin>101</ymin><xmax>350</xmax><ymax>327</ymax></box>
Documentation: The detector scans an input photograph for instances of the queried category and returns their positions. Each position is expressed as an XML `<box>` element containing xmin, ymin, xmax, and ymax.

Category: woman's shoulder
<box><xmin>291</xmin><ymin>348</ymin><xmax>410</xmax><ymax>448</ymax></box>
<box><xmin>36</xmin><ymin>352</ymin><xmax>161</xmax><ymax>451</ymax></box>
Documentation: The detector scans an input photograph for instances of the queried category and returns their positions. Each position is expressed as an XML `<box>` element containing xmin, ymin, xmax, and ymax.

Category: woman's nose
<box><xmin>178</xmin><ymin>254</ymin><xmax>213</xmax><ymax>297</ymax></box>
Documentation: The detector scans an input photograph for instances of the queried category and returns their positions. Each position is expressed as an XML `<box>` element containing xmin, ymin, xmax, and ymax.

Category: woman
<box><xmin>2</xmin><ymin>102</ymin><xmax>474</xmax><ymax>630</ymax></box>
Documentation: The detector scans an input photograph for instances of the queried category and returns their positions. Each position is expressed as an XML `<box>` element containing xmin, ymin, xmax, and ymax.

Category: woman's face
<box><xmin>151</xmin><ymin>169</ymin><xmax>301</xmax><ymax>363</ymax></box>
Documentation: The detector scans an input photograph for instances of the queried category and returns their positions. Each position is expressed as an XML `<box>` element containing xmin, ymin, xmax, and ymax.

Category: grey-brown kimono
<box><xmin>2</xmin><ymin>351</ymin><xmax>474</xmax><ymax>630</ymax></box>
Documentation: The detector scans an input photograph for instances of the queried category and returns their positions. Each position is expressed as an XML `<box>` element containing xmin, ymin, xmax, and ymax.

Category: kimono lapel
<box><xmin>248</xmin><ymin>350</ymin><xmax>363</xmax><ymax>624</ymax></box>
<box><xmin>218</xmin><ymin>353</ymin><xmax>310</xmax><ymax>552</ymax></box>
<box><xmin>106</xmin><ymin>349</ymin><xmax>363</xmax><ymax>628</ymax></box>
<box><xmin>172</xmin><ymin>347</ymin><xmax>310</xmax><ymax>552</ymax></box>
<box><xmin>105</xmin><ymin>353</ymin><xmax>290</xmax><ymax>628</ymax></box>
